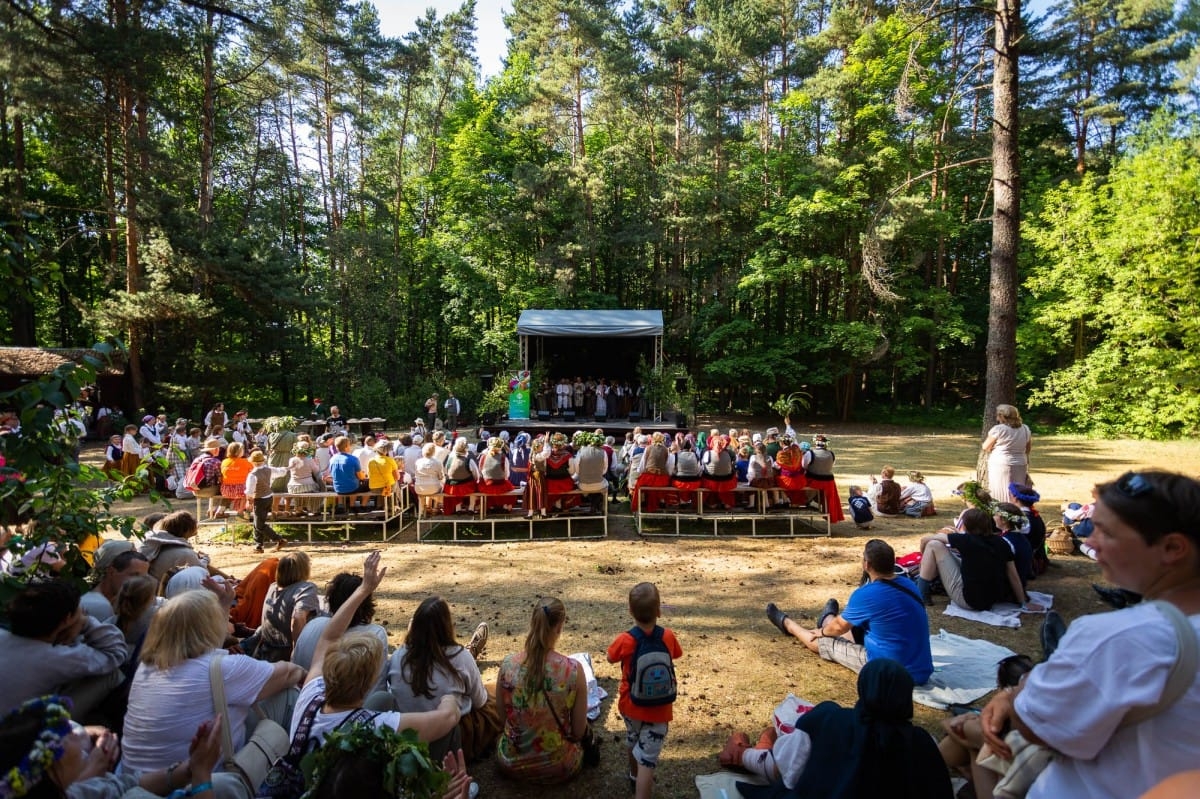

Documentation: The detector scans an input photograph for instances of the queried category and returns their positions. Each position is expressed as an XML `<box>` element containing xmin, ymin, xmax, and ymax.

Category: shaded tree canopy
<box><xmin>0</xmin><ymin>0</ymin><xmax>1197</xmax><ymax>436</ymax></box>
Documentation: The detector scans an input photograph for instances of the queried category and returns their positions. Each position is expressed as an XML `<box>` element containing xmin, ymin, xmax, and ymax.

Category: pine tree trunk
<box><xmin>981</xmin><ymin>0</ymin><xmax>1021</xmax><ymax>480</ymax></box>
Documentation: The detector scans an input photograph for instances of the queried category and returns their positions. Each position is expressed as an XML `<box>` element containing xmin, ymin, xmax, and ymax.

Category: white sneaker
<box><xmin>469</xmin><ymin>782</ymin><xmax>480</xmax><ymax>799</ymax></box>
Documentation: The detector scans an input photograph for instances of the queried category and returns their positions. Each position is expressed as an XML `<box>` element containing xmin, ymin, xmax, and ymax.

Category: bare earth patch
<box><xmin>98</xmin><ymin>421</ymin><xmax>1200</xmax><ymax>799</ymax></box>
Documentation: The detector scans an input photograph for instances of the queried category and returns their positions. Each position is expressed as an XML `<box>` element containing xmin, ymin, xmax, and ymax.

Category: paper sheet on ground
<box><xmin>942</xmin><ymin>590</ymin><xmax>1054</xmax><ymax>628</ymax></box>
<box><xmin>570</xmin><ymin>651</ymin><xmax>608</xmax><ymax>720</ymax></box>
<box><xmin>912</xmin><ymin>630</ymin><xmax>1016</xmax><ymax>710</ymax></box>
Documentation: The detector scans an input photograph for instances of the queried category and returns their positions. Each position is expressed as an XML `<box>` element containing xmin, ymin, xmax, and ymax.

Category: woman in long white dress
<box><xmin>981</xmin><ymin>404</ymin><xmax>1031</xmax><ymax>504</ymax></box>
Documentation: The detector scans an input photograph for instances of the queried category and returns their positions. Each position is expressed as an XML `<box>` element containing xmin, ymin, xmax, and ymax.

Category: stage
<box><xmin>478</xmin><ymin>414</ymin><xmax>688</xmax><ymax>439</ymax></box>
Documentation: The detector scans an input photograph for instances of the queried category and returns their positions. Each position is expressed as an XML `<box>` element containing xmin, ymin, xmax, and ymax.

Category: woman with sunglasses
<box><xmin>495</xmin><ymin>598</ymin><xmax>588</xmax><ymax>784</ymax></box>
<box><xmin>980</xmin><ymin>471</ymin><xmax>1200</xmax><ymax>799</ymax></box>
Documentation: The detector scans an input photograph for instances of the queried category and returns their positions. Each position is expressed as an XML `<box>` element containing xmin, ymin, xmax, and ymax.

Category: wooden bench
<box><xmin>633</xmin><ymin>485</ymin><xmax>830</xmax><ymax>537</ymax></box>
<box><xmin>195</xmin><ymin>485</ymin><xmax>412</xmax><ymax>543</ymax></box>
<box><xmin>417</xmin><ymin>488</ymin><xmax>608</xmax><ymax>543</ymax></box>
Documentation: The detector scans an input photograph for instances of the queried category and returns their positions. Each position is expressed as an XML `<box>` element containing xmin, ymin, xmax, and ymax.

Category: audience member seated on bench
<box><xmin>544</xmin><ymin>433</ymin><xmax>581</xmax><ymax>514</ymax></box>
<box><xmin>747</xmin><ymin>440</ymin><xmax>785</xmax><ymax>508</ymax></box>
<box><xmin>572</xmin><ymin>432</ymin><xmax>609</xmax><ymax>514</ymax></box>
<box><xmin>368</xmin><ymin>438</ymin><xmax>401</xmax><ymax>498</ymax></box>
<box><xmin>328</xmin><ymin>435</ymin><xmax>369</xmax><ymax>496</ymax></box>
<box><xmin>478</xmin><ymin>435</ymin><xmax>517</xmax><ymax>512</ymax></box>
<box><xmin>773</xmin><ymin>434</ymin><xmax>807</xmax><ymax>506</ymax></box>
<box><xmin>414</xmin><ymin>442</ymin><xmax>446</xmax><ymax>516</ymax></box>
<box><xmin>670</xmin><ymin>438</ymin><xmax>702</xmax><ymax>507</ymax></box>
<box><xmin>700</xmin><ymin>435</ymin><xmax>737</xmax><ymax>510</ymax></box>
<box><xmin>634</xmin><ymin>432</ymin><xmax>672</xmax><ymax>512</ymax></box>
<box><xmin>0</xmin><ymin>580</ymin><xmax>128</xmax><ymax>723</ymax></box>
<box><xmin>442</xmin><ymin>437</ymin><xmax>480</xmax><ymax>515</ymax></box>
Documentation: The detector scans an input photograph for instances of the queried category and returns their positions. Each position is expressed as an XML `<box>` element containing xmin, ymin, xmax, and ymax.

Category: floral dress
<box><xmin>496</xmin><ymin>650</ymin><xmax>582</xmax><ymax>783</ymax></box>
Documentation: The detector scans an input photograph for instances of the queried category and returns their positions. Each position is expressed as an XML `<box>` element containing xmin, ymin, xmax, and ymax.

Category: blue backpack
<box><xmin>628</xmin><ymin>626</ymin><xmax>677</xmax><ymax>707</ymax></box>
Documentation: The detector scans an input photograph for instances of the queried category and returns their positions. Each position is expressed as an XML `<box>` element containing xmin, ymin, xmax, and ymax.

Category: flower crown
<box><xmin>0</xmin><ymin>696</ymin><xmax>73</xmax><ymax>799</ymax></box>
<box><xmin>300</xmin><ymin>721</ymin><xmax>446</xmax><ymax>799</ymax></box>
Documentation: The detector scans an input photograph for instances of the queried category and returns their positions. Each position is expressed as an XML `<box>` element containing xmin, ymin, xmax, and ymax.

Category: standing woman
<box><xmin>219</xmin><ymin>441</ymin><xmax>252</xmax><ymax>517</ymax></box>
<box><xmin>982</xmin><ymin>404</ymin><xmax>1032</xmax><ymax>504</ymax></box>
<box><xmin>524</xmin><ymin>436</ymin><xmax>548</xmax><ymax>520</ymax></box>
<box><xmin>980</xmin><ymin>472</ymin><xmax>1200</xmax><ymax>799</ymax></box>
<box><xmin>496</xmin><ymin>598</ymin><xmax>588</xmax><ymax>784</ymax></box>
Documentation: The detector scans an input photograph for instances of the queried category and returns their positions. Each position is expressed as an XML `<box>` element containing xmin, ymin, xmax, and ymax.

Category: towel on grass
<box><xmin>942</xmin><ymin>590</ymin><xmax>1054</xmax><ymax>629</ymax></box>
<box><xmin>912</xmin><ymin>629</ymin><xmax>1016</xmax><ymax>710</ymax></box>
<box><xmin>696</xmin><ymin>770</ymin><xmax>768</xmax><ymax>799</ymax></box>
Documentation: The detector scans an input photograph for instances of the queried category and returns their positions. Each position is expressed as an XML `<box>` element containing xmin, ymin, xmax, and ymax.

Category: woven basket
<box><xmin>1046</xmin><ymin>525</ymin><xmax>1076</xmax><ymax>556</ymax></box>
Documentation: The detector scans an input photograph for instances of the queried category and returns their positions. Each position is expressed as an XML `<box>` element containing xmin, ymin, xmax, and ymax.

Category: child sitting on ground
<box><xmin>847</xmin><ymin>485</ymin><xmax>874</xmax><ymax>530</ymax></box>
<box><xmin>867</xmin><ymin>466</ymin><xmax>902</xmax><ymax>515</ymax></box>
<box><xmin>607</xmin><ymin>582</ymin><xmax>683</xmax><ymax>799</ymax></box>
<box><xmin>719</xmin><ymin>725</ymin><xmax>812</xmax><ymax>791</ymax></box>
<box><xmin>899</xmin><ymin>471</ymin><xmax>936</xmax><ymax>517</ymax></box>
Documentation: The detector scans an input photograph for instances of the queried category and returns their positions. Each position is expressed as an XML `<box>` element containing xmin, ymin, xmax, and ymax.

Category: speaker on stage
<box><xmin>628</xmin><ymin>411</ymin><xmax>641</xmax><ymax>423</ymax></box>
<box><xmin>537</xmin><ymin>410</ymin><xmax>551</xmax><ymax>421</ymax></box>
<box><xmin>563</xmin><ymin>410</ymin><xmax>576</xmax><ymax>422</ymax></box>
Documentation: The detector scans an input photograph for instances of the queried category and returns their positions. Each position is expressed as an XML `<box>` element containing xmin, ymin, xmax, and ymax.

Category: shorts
<box><xmin>623</xmin><ymin>718</ymin><xmax>669</xmax><ymax>769</ymax></box>
<box><xmin>817</xmin><ymin>635</ymin><xmax>868</xmax><ymax>673</ymax></box>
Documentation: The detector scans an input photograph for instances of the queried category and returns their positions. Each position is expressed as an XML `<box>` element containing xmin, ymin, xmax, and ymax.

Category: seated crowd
<box><xmin>4</xmin><ymin>387</ymin><xmax>1197</xmax><ymax>799</ymax></box>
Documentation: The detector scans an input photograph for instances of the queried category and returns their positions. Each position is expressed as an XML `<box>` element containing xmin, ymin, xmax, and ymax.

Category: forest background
<box><xmin>1</xmin><ymin>0</ymin><xmax>1198</xmax><ymax>438</ymax></box>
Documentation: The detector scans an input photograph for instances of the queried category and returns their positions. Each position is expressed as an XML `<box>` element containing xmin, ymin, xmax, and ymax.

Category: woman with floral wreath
<box><xmin>0</xmin><ymin>695</ymin><xmax>222</xmax><ymax>799</ymax></box>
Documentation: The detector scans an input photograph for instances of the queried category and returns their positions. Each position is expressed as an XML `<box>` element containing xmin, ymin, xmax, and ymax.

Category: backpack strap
<box><xmin>876</xmin><ymin>577</ymin><xmax>926</xmax><ymax>608</ymax></box>
<box><xmin>1120</xmin><ymin>601</ymin><xmax>1199</xmax><ymax>727</ymax></box>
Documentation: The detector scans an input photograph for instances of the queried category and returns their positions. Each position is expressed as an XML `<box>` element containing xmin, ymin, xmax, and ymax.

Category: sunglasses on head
<box><xmin>1116</xmin><ymin>472</ymin><xmax>1153</xmax><ymax>498</ymax></box>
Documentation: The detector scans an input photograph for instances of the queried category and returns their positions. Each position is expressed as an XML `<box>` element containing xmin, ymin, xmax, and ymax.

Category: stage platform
<box><xmin>480</xmin><ymin>416</ymin><xmax>688</xmax><ymax>439</ymax></box>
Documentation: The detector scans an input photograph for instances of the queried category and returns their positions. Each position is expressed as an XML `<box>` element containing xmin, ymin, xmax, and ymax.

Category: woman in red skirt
<box><xmin>774</xmin><ymin>434</ymin><xmax>808</xmax><ymax>506</ymax></box>
<box><xmin>543</xmin><ymin>433</ymin><xmax>579</xmax><ymax>513</ymax></box>
<box><xmin>442</xmin><ymin>436</ymin><xmax>480</xmax><ymax>515</ymax></box>
<box><xmin>478</xmin><ymin>435</ymin><xmax>516</xmax><ymax>512</ymax></box>
<box><xmin>700</xmin><ymin>435</ymin><xmax>737</xmax><ymax>509</ymax></box>
<box><xmin>802</xmin><ymin>434</ymin><xmax>845</xmax><ymax>523</ymax></box>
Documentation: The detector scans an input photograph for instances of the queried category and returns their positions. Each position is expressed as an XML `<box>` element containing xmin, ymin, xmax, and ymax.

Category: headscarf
<box><xmin>0</xmin><ymin>696</ymin><xmax>74</xmax><ymax>799</ymax></box>
<box><xmin>738</xmin><ymin>659</ymin><xmax>952</xmax><ymax>799</ymax></box>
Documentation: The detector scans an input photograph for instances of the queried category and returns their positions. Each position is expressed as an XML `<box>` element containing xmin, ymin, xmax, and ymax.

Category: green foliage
<box><xmin>1023</xmin><ymin>114</ymin><xmax>1200</xmax><ymax>438</ymax></box>
<box><xmin>0</xmin><ymin>343</ymin><xmax>156</xmax><ymax>606</ymax></box>
<box><xmin>301</xmin><ymin>722</ymin><xmax>448</xmax><ymax>798</ymax></box>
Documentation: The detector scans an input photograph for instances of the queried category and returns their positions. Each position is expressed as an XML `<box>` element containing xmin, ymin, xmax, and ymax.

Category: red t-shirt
<box><xmin>606</xmin><ymin>626</ymin><xmax>683</xmax><ymax>722</ymax></box>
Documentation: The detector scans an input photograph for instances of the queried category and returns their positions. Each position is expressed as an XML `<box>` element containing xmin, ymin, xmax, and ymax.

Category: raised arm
<box><xmin>304</xmin><ymin>550</ymin><xmax>386</xmax><ymax>687</ymax></box>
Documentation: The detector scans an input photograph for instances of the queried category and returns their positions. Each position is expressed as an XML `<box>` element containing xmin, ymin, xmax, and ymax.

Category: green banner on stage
<box><xmin>508</xmin><ymin>370</ymin><xmax>532</xmax><ymax>420</ymax></box>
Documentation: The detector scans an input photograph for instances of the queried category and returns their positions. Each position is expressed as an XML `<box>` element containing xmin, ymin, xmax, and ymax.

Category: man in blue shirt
<box><xmin>327</xmin><ymin>435</ymin><xmax>367</xmax><ymax>495</ymax></box>
<box><xmin>765</xmin><ymin>539</ymin><xmax>933</xmax><ymax>685</ymax></box>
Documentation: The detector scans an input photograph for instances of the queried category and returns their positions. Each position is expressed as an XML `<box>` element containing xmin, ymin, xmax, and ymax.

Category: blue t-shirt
<box><xmin>329</xmin><ymin>451</ymin><xmax>362</xmax><ymax>494</ymax></box>
<box><xmin>840</xmin><ymin>578</ymin><xmax>933</xmax><ymax>684</ymax></box>
<box><xmin>848</xmin><ymin>495</ymin><xmax>874</xmax><ymax>524</ymax></box>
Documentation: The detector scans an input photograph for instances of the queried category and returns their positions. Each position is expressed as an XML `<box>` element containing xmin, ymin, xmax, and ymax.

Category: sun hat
<box><xmin>249</xmin><ymin>450</ymin><xmax>267</xmax><ymax>464</ymax></box>
<box><xmin>202</xmin><ymin>438</ymin><xmax>222</xmax><ymax>452</ymax></box>
<box><xmin>374</xmin><ymin>440</ymin><xmax>393</xmax><ymax>453</ymax></box>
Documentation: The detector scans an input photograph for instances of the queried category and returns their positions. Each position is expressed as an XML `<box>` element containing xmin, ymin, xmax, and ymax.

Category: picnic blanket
<box><xmin>695</xmin><ymin>770</ymin><xmax>768</xmax><ymax>799</ymax></box>
<box><xmin>913</xmin><ymin>629</ymin><xmax>1016</xmax><ymax>710</ymax></box>
<box><xmin>942</xmin><ymin>590</ymin><xmax>1054</xmax><ymax>628</ymax></box>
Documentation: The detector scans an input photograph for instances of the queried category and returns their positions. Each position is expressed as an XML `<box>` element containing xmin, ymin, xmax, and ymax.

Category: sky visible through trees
<box><xmin>0</xmin><ymin>0</ymin><xmax>1197</xmax><ymax>437</ymax></box>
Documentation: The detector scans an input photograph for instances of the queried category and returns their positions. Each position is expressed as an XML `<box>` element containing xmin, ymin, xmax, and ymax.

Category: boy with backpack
<box><xmin>606</xmin><ymin>581</ymin><xmax>683</xmax><ymax>799</ymax></box>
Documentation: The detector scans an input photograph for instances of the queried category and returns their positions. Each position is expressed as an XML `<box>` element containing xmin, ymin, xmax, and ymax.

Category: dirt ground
<box><xmin>92</xmin><ymin>420</ymin><xmax>1200</xmax><ymax>799</ymax></box>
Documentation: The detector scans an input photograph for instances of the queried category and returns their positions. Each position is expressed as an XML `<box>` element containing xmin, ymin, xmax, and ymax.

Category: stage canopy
<box><xmin>516</xmin><ymin>309</ymin><xmax>663</xmax><ymax>338</ymax></box>
<box><xmin>517</xmin><ymin>309</ymin><xmax>663</xmax><ymax>377</ymax></box>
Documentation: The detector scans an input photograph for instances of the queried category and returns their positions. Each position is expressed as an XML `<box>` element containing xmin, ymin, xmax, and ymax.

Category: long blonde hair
<box><xmin>140</xmin><ymin>590</ymin><xmax>226</xmax><ymax>670</ymax></box>
<box><xmin>522</xmin><ymin>597</ymin><xmax>566</xmax><ymax>699</ymax></box>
